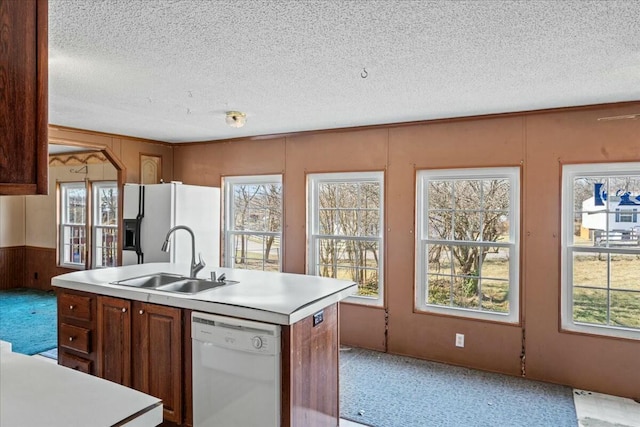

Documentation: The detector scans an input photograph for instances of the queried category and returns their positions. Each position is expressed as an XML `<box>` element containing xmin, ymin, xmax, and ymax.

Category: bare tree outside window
<box><xmin>225</xmin><ymin>176</ymin><xmax>282</xmax><ymax>271</ymax></box>
<box><xmin>309</xmin><ymin>172</ymin><xmax>384</xmax><ymax>302</ymax></box>
<box><xmin>417</xmin><ymin>168</ymin><xmax>520</xmax><ymax>322</ymax></box>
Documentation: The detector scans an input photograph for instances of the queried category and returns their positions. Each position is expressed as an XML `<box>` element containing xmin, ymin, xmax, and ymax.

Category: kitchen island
<box><xmin>52</xmin><ymin>263</ymin><xmax>356</xmax><ymax>427</ymax></box>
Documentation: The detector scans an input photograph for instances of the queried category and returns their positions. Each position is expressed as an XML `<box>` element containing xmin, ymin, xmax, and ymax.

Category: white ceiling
<box><xmin>48</xmin><ymin>0</ymin><xmax>640</xmax><ymax>143</ymax></box>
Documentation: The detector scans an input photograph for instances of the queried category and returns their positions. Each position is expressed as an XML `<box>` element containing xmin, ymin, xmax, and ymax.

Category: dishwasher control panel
<box><xmin>192</xmin><ymin>312</ymin><xmax>281</xmax><ymax>355</ymax></box>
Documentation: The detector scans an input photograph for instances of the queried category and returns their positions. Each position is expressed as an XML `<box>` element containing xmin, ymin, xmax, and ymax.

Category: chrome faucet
<box><xmin>161</xmin><ymin>225</ymin><xmax>205</xmax><ymax>278</ymax></box>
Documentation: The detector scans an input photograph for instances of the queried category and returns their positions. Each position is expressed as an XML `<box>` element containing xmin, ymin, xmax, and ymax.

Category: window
<box><xmin>92</xmin><ymin>182</ymin><xmax>118</xmax><ymax>268</ymax></box>
<box><xmin>307</xmin><ymin>172</ymin><xmax>384</xmax><ymax>305</ymax></box>
<box><xmin>562</xmin><ymin>163</ymin><xmax>640</xmax><ymax>340</ymax></box>
<box><xmin>416</xmin><ymin>167</ymin><xmax>520</xmax><ymax>322</ymax></box>
<box><xmin>224</xmin><ymin>175</ymin><xmax>282</xmax><ymax>271</ymax></box>
<box><xmin>60</xmin><ymin>182</ymin><xmax>87</xmax><ymax>268</ymax></box>
<box><xmin>615</xmin><ymin>208</ymin><xmax>637</xmax><ymax>223</ymax></box>
<box><xmin>59</xmin><ymin>181</ymin><xmax>118</xmax><ymax>269</ymax></box>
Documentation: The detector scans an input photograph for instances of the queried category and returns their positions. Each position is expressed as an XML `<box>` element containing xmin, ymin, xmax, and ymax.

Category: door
<box><xmin>132</xmin><ymin>302</ymin><xmax>183</xmax><ymax>424</ymax></box>
<box><xmin>97</xmin><ymin>296</ymin><xmax>131</xmax><ymax>386</ymax></box>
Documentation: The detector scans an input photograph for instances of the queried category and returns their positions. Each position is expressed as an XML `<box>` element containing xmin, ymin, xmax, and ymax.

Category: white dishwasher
<box><xmin>192</xmin><ymin>312</ymin><xmax>281</xmax><ymax>427</ymax></box>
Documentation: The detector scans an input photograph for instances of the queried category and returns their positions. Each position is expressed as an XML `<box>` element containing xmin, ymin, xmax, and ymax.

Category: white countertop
<box><xmin>0</xmin><ymin>352</ymin><xmax>162</xmax><ymax>427</ymax></box>
<box><xmin>52</xmin><ymin>263</ymin><xmax>357</xmax><ymax>325</ymax></box>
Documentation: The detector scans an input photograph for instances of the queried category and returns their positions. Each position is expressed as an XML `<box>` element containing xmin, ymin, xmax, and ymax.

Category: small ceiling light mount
<box><xmin>225</xmin><ymin>111</ymin><xmax>247</xmax><ymax>128</ymax></box>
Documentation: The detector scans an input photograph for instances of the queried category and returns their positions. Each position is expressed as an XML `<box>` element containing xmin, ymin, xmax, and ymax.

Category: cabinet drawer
<box><xmin>59</xmin><ymin>351</ymin><xmax>93</xmax><ymax>374</ymax></box>
<box><xmin>60</xmin><ymin>323</ymin><xmax>91</xmax><ymax>354</ymax></box>
<box><xmin>59</xmin><ymin>293</ymin><xmax>93</xmax><ymax>321</ymax></box>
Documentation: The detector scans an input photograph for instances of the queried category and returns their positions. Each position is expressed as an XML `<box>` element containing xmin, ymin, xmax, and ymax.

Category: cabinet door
<box><xmin>133</xmin><ymin>302</ymin><xmax>183</xmax><ymax>424</ymax></box>
<box><xmin>0</xmin><ymin>0</ymin><xmax>48</xmax><ymax>195</ymax></box>
<box><xmin>97</xmin><ymin>296</ymin><xmax>131</xmax><ymax>386</ymax></box>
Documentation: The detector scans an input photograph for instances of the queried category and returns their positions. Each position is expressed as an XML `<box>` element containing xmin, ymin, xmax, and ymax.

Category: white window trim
<box><xmin>223</xmin><ymin>174</ymin><xmax>283</xmax><ymax>271</ymax></box>
<box><xmin>415</xmin><ymin>167</ymin><xmax>520</xmax><ymax>323</ymax></box>
<box><xmin>59</xmin><ymin>182</ymin><xmax>87</xmax><ymax>269</ymax></box>
<box><xmin>307</xmin><ymin>171</ymin><xmax>384</xmax><ymax>306</ymax></box>
<box><xmin>561</xmin><ymin>163</ymin><xmax>640</xmax><ymax>340</ymax></box>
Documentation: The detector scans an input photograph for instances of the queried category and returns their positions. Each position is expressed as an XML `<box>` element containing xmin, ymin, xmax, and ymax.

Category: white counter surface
<box><xmin>52</xmin><ymin>263</ymin><xmax>357</xmax><ymax>325</ymax></box>
<box><xmin>0</xmin><ymin>352</ymin><xmax>162</xmax><ymax>427</ymax></box>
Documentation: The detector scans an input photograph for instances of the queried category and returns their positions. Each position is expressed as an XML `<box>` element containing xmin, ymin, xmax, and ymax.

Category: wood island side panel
<box><xmin>282</xmin><ymin>303</ymin><xmax>339</xmax><ymax>427</ymax></box>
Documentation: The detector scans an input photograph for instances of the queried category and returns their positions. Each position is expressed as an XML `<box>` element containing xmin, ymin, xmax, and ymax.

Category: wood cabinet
<box><xmin>96</xmin><ymin>296</ymin><xmax>183</xmax><ymax>424</ymax></box>
<box><xmin>0</xmin><ymin>0</ymin><xmax>48</xmax><ymax>195</ymax></box>
<box><xmin>57</xmin><ymin>290</ymin><xmax>97</xmax><ymax>374</ymax></box>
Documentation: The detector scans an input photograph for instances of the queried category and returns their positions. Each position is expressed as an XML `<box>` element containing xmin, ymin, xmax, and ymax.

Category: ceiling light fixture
<box><xmin>225</xmin><ymin>111</ymin><xmax>246</xmax><ymax>128</ymax></box>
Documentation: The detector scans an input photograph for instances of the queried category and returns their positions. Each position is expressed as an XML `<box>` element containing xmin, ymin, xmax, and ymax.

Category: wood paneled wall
<box><xmin>0</xmin><ymin>247</ymin><xmax>25</xmax><ymax>290</ymax></box>
<box><xmin>173</xmin><ymin>102</ymin><xmax>640</xmax><ymax>400</ymax></box>
<box><xmin>24</xmin><ymin>247</ymin><xmax>74</xmax><ymax>291</ymax></box>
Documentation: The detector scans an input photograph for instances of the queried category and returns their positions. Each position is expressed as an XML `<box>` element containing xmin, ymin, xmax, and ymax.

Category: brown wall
<box><xmin>173</xmin><ymin>102</ymin><xmax>640</xmax><ymax>399</ymax></box>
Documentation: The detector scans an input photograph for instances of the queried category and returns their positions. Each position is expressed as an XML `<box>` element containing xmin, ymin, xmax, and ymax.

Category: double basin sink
<box><xmin>111</xmin><ymin>273</ymin><xmax>236</xmax><ymax>295</ymax></box>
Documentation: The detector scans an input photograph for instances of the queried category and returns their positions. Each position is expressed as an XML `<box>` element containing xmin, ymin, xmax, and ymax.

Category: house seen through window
<box><xmin>223</xmin><ymin>175</ymin><xmax>282</xmax><ymax>271</ymax></box>
<box><xmin>562</xmin><ymin>163</ymin><xmax>640</xmax><ymax>340</ymax></box>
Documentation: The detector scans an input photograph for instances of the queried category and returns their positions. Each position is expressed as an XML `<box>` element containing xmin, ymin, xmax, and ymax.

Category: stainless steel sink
<box><xmin>112</xmin><ymin>273</ymin><xmax>184</xmax><ymax>288</ymax></box>
<box><xmin>112</xmin><ymin>273</ymin><xmax>237</xmax><ymax>294</ymax></box>
<box><xmin>155</xmin><ymin>278</ymin><xmax>235</xmax><ymax>294</ymax></box>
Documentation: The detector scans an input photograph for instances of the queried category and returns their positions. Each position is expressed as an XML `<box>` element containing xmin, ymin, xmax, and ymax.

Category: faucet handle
<box><xmin>197</xmin><ymin>253</ymin><xmax>205</xmax><ymax>267</ymax></box>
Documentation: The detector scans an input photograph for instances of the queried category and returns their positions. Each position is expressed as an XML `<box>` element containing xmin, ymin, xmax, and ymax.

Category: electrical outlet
<box><xmin>455</xmin><ymin>333</ymin><xmax>465</xmax><ymax>348</ymax></box>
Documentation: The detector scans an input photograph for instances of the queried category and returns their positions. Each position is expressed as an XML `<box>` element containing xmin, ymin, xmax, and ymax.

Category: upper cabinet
<box><xmin>0</xmin><ymin>0</ymin><xmax>48</xmax><ymax>195</ymax></box>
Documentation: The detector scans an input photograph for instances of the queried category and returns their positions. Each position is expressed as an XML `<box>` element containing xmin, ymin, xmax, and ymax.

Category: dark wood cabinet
<box><xmin>96</xmin><ymin>295</ymin><xmax>183</xmax><ymax>424</ymax></box>
<box><xmin>0</xmin><ymin>0</ymin><xmax>48</xmax><ymax>195</ymax></box>
<box><xmin>132</xmin><ymin>301</ymin><xmax>183</xmax><ymax>424</ymax></box>
<box><xmin>97</xmin><ymin>295</ymin><xmax>132</xmax><ymax>386</ymax></box>
<box><xmin>57</xmin><ymin>290</ymin><xmax>97</xmax><ymax>375</ymax></box>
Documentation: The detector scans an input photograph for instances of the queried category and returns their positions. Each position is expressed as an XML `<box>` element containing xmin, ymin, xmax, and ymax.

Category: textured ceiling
<box><xmin>48</xmin><ymin>0</ymin><xmax>640</xmax><ymax>143</ymax></box>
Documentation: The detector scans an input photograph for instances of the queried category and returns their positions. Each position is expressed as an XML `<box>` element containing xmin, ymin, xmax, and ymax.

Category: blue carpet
<box><xmin>0</xmin><ymin>288</ymin><xmax>57</xmax><ymax>355</ymax></box>
<box><xmin>340</xmin><ymin>348</ymin><xmax>577</xmax><ymax>427</ymax></box>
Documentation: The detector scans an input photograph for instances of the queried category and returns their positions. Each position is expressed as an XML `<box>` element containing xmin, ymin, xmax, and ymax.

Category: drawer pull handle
<box><xmin>69</xmin><ymin>336</ymin><xmax>74</xmax><ymax>342</ymax></box>
<box><xmin>69</xmin><ymin>305</ymin><xmax>74</xmax><ymax>310</ymax></box>
<box><xmin>122</xmin><ymin>307</ymin><xmax>127</xmax><ymax>313</ymax></box>
<box><xmin>139</xmin><ymin>309</ymin><xmax>144</xmax><ymax>315</ymax></box>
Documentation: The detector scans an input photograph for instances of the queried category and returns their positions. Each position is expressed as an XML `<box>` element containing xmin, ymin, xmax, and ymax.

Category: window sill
<box><xmin>561</xmin><ymin>322</ymin><xmax>640</xmax><ymax>341</ymax></box>
<box><xmin>416</xmin><ymin>304</ymin><xmax>519</xmax><ymax>325</ymax></box>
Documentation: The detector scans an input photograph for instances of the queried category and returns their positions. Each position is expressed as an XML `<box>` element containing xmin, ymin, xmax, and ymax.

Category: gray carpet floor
<box><xmin>340</xmin><ymin>347</ymin><xmax>577</xmax><ymax>427</ymax></box>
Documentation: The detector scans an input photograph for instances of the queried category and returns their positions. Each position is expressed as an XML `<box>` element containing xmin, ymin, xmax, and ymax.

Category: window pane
<box><xmin>66</xmin><ymin>188</ymin><xmax>86</xmax><ymax>224</ymax></box>
<box><xmin>63</xmin><ymin>225</ymin><xmax>86</xmax><ymax>265</ymax></box>
<box><xmin>483</xmin><ymin>179</ymin><xmax>510</xmax><ymax>211</ymax></box>
<box><xmin>451</xmin><ymin>245</ymin><xmax>481</xmax><ymax>277</ymax></box>
<box><xmin>573</xmin><ymin>287</ymin><xmax>608</xmax><ymax>326</ymax></box>
<box><xmin>95</xmin><ymin>227</ymin><xmax>117</xmax><ymax>268</ymax></box>
<box><xmin>610</xmin><ymin>254</ymin><xmax>640</xmax><ymax>290</ymax></box>
<box><xmin>480</xmin><ymin>279</ymin><xmax>509</xmax><ymax>313</ymax></box>
<box><xmin>482</xmin><ymin>246</ymin><xmax>509</xmax><ymax>280</ymax></box>
<box><xmin>484</xmin><ymin>211</ymin><xmax>509</xmax><ymax>242</ymax></box>
<box><xmin>232</xmin><ymin>183</ymin><xmax>282</xmax><ymax>233</ymax></box>
<box><xmin>428</xmin><ymin>211</ymin><xmax>452</xmax><ymax>240</ymax></box>
<box><xmin>359</xmin><ymin>209</ymin><xmax>379</xmax><ymax>237</ymax></box>
<box><xmin>610</xmin><ymin>290</ymin><xmax>640</xmax><ymax>329</ymax></box>
<box><xmin>230</xmin><ymin>234</ymin><xmax>281</xmax><ymax>272</ymax></box>
<box><xmin>319</xmin><ymin>209</ymin><xmax>335</xmax><ymax>234</ymax></box>
<box><xmin>336</xmin><ymin>209</ymin><xmax>358</xmax><ymax>236</ymax></box>
<box><xmin>336</xmin><ymin>183</ymin><xmax>358</xmax><ymax>208</ymax></box>
<box><xmin>359</xmin><ymin>182</ymin><xmax>380</xmax><ymax>209</ymax></box>
<box><xmin>572</xmin><ymin>252</ymin><xmax>608</xmax><ymax>288</ymax></box>
<box><xmin>96</xmin><ymin>186</ymin><xmax>117</xmax><ymax>225</ymax></box>
<box><xmin>452</xmin><ymin>275</ymin><xmax>479</xmax><ymax>309</ymax></box>
<box><xmin>427</xmin><ymin>274</ymin><xmax>451</xmax><ymax>306</ymax></box>
<box><xmin>453</xmin><ymin>211</ymin><xmax>482</xmax><ymax>241</ymax></box>
<box><xmin>453</xmin><ymin>180</ymin><xmax>481</xmax><ymax>210</ymax></box>
<box><xmin>428</xmin><ymin>181</ymin><xmax>452</xmax><ymax>210</ymax></box>
<box><xmin>427</xmin><ymin>244</ymin><xmax>452</xmax><ymax>273</ymax></box>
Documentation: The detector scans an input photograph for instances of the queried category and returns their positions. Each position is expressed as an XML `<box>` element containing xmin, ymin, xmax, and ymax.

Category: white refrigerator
<box><xmin>122</xmin><ymin>182</ymin><xmax>221</xmax><ymax>269</ymax></box>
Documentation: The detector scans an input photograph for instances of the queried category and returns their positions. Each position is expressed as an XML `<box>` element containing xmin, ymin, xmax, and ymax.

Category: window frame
<box><xmin>561</xmin><ymin>163</ymin><xmax>640</xmax><ymax>340</ymax></box>
<box><xmin>223</xmin><ymin>174</ymin><xmax>283</xmax><ymax>271</ymax></box>
<box><xmin>307</xmin><ymin>171</ymin><xmax>384</xmax><ymax>306</ymax></box>
<box><xmin>415</xmin><ymin>167</ymin><xmax>521</xmax><ymax>323</ymax></box>
<box><xmin>59</xmin><ymin>181</ymin><xmax>88</xmax><ymax>269</ymax></box>
<box><xmin>91</xmin><ymin>181</ymin><xmax>118</xmax><ymax>268</ymax></box>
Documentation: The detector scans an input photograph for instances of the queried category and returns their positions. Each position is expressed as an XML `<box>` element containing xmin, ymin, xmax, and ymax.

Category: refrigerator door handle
<box><xmin>135</xmin><ymin>186</ymin><xmax>145</xmax><ymax>264</ymax></box>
